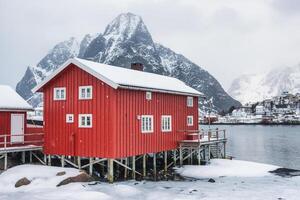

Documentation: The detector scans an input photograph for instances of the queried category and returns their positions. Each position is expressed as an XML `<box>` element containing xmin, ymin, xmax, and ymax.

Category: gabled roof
<box><xmin>33</xmin><ymin>58</ymin><xmax>203</xmax><ymax>97</ymax></box>
<box><xmin>0</xmin><ymin>85</ymin><xmax>33</xmax><ymax>111</ymax></box>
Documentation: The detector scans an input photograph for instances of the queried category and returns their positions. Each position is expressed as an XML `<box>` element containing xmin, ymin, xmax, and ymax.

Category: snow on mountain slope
<box><xmin>228</xmin><ymin>64</ymin><xmax>300</xmax><ymax>104</ymax></box>
<box><xmin>16</xmin><ymin>37</ymin><xmax>80</xmax><ymax>105</ymax></box>
<box><xmin>16</xmin><ymin>12</ymin><xmax>241</xmax><ymax>111</ymax></box>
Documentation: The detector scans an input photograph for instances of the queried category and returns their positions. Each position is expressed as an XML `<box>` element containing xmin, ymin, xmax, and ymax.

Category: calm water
<box><xmin>202</xmin><ymin>125</ymin><xmax>300</xmax><ymax>169</ymax></box>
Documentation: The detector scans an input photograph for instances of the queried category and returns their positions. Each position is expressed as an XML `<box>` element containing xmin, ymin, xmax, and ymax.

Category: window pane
<box><xmin>61</xmin><ymin>90</ymin><xmax>65</xmax><ymax>99</ymax></box>
<box><xmin>86</xmin><ymin>116</ymin><xmax>91</xmax><ymax>126</ymax></box>
<box><xmin>56</xmin><ymin>90</ymin><xmax>60</xmax><ymax>99</ymax></box>
<box><xmin>81</xmin><ymin>116</ymin><xmax>85</xmax><ymax>126</ymax></box>
<box><xmin>86</xmin><ymin>88</ymin><xmax>91</xmax><ymax>98</ymax></box>
<box><xmin>81</xmin><ymin>88</ymin><xmax>85</xmax><ymax>98</ymax></box>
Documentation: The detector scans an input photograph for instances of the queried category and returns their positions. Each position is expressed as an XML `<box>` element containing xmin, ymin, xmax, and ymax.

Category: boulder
<box><xmin>208</xmin><ymin>178</ymin><xmax>216</xmax><ymax>183</ymax></box>
<box><xmin>56</xmin><ymin>171</ymin><xmax>66</xmax><ymax>176</ymax></box>
<box><xmin>15</xmin><ymin>177</ymin><xmax>31</xmax><ymax>188</ymax></box>
<box><xmin>57</xmin><ymin>172</ymin><xmax>94</xmax><ymax>187</ymax></box>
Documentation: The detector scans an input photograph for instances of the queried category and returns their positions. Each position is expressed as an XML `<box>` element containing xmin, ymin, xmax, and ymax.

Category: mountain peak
<box><xmin>103</xmin><ymin>12</ymin><xmax>149</xmax><ymax>41</ymax></box>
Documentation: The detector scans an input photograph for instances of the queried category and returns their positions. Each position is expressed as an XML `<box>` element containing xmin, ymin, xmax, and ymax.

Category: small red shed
<box><xmin>33</xmin><ymin>58</ymin><xmax>202</xmax><ymax>159</ymax></box>
<box><xmin>0</xmin><ymin>85</ymin><xmax>34</xmax><ymax>147</ymax></box>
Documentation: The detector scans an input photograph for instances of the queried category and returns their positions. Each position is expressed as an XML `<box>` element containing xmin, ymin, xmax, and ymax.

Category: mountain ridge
<box><xmin>16</xmin><ymin>12</ymin><xmax>240</xmax><ymax>111</ymax></box>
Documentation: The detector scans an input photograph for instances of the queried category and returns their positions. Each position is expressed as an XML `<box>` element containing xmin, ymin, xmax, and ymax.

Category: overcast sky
<box><xmin>1</xmin><ymin>0</ymin><xmax>300</xmax><ymax>90</ymax></box>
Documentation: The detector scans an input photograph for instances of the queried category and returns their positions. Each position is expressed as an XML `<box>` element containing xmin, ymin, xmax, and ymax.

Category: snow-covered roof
<box><xmin>0</xmin><ymin>85</ymin><xmax>33</xmax><ymax>111</ymax></box>
<box><xmin>33</xmin><ymin>58</ymin><xmax>203</xmax><ymax>96</ymax></box>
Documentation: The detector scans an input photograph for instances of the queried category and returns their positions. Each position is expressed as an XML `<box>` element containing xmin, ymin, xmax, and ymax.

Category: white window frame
<box><xmin>141</xmin><ymin>115</ymin><xmax>153</xmax><ymax>133</ymax></box>
<box><xmin>146</xmin><ymin>91</ymin><xmax>152</xmax><ymax>100</ymax></box>
<box><xmin>161</xmin><ymin>115</ymin><xmax>172</xmax><ymax>132</ymax></box>
<box><xmin>79</xmin><ymin>114</ymin><xmax>92</xmax><ymax>128</ymax></box>
<box><xmin>79</xmin><ymin>86</ymin><xmax>93</xmax><ymax>100</ymax></box>
<box><xmin>53</xmin><ymin>87</ymin><xmax>66</xmax><ymax>100</ymax></box>
<box><xmin>66</xmin><ymin>114</ymin><xmax>74</xmax><ymax>123</ymax></box>
<box><xmin>187</xmin><ymin>96</ymin><xmax>193</xmax><ymax>107</ymax></box>
<box><xmin>187</xmin><ymin>115</ymin><xmax>194</xmax><ymax>126</ymax></box>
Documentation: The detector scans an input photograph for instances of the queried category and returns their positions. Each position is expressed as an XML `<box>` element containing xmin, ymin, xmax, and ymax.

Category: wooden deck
<box><xmin>178</xmin><ymin>129</ymin><xmax>227</xmax><ymax>165</ymax></box>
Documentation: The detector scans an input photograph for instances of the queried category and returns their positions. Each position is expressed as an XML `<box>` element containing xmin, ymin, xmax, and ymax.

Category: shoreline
<box><xmin>200</xmin><ymin>122</ymin><xmax>300</xmax><ymax>126</ymax></box>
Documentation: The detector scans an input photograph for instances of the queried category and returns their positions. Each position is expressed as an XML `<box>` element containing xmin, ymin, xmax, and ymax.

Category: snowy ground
<box><xmin>0</xmin><ymin>159</ymin><xmax>299</xmax><ymax>200</ymax></box>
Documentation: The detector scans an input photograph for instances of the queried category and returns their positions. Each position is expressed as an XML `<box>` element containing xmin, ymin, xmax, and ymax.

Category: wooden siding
<box><xmin>41</xmin><ymin>63</ymin><xmax>199</xmax><ymax>158</ymax></box>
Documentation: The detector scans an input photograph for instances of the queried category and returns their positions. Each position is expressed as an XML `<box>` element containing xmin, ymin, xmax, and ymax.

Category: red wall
<box><xmin>43</xmin><ymin>64</ymin><xmax>117</xmax><ymax>157</ymax></box>
<box><xmin>114</xmin><ymin>89</ymin><xmax>198</xmax><ymax>157</ymax></box>
<box><xmin>0</xmin><ymin>111</ymin><xmax>28</xmax><ymax>147</ymax></box>
<box><xmin>42</xmin><ymin>64</ymin><xmax>199</xmax><ymax>158</ymax></box>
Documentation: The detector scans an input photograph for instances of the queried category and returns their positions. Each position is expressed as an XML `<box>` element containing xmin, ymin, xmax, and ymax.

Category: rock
<box><xmin>56</xmin><ymin>171</ymin><xmax>66</xmax><ymax>176</ymax></box>
<box><xmin>15</xmin><ymin>177</ymin><xmax>31</xmax><ymax>188</ymax></box>
<box><xmin>208</xmin><ymin>178</ymin><xmax>216</xmax><ymax>183</ymax></box>
<box><xmin>57</xmin><ymin>172</ymin><xmax>94</xmax><ymax>187</ymax></box>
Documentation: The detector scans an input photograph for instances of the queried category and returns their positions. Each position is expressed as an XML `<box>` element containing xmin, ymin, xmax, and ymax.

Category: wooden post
<box><xmin>124</xmin><ymin>158</ymin><xmax>128</xmax><ymax>179</ymax></box>
<box><xmin>89</xmin><ymin>157</ymin><xmax>93</xmax><ymax>175</ymax></box>
<box><xmin>132</xmin><ymin>156</ymin><xmax>136</xmax><ymax>180</ymax></box>
<box><xmin>4</xmin><ymin>153</ymin><xmax>8</xmax><ymax>170</ymax></box>
<box><xmin>179</xmin><ymin>147</ymin><xmax>183</xmax><ymax>167</ymax></box>
<box><xmin>143</xmin><ymin>154</ymin><xmax>146</xmax><ymax>177</ymax></box>
<box><xmin>153</xmin><ymin>153</ymin><xmax>157</xmax><ymax>181</ymax></box>
<box><xmin>198</xmin><ymin>148</ymin><xmax>201</xmax><ymax>165</ymax></box>
<box><xmin>29</xmin><ymin>151</ymin><xmax>32</xmax><ymax>163</ymax></box>
<box><xmin>48</xmin><ymin>155</ymin><xmax>51</xmax><ymax>166</ymax></box>
<box><xmin>173</xmin><ymin>149</ymin><xmax>176</xmax><ymax>166</ymax></box>
<box><xmin>44</xmin><ymin>154</ymin><xmax>47</xmax><ymax>165</ymax></box>
<box><xmin>22</xmin><ymin>151</ymin><xmax>26</xmax><ymax>163</ymax></box>
<box><xmin>190</xmin><ymin>148</ymin><xmax>193</xmax><ymax>165</ymax></box>
<box><xmin>223</xmin><ymin>142</ymin><xmax>226</xmax><ymax>158</ymax></box>
<box><xmin>108</xmin><ymin>159</ymin><xmax>114</xmax><ymax>183</ymax></box>
<box><xmin>61</xmin><ymin>155</ymin><xmax>65</xmax><ymax>167</ymax></box>
<box><xmin>164</xmin><ymin>151</ymin><xmax>167</xmax><ymax>174</ymax></box>
<box><xmin>208</xmin><ymin>145</ymin><xmax>211</xmax><ymax>161</ymax></box>
<box><xmin>77</xmin><ymin>156</ymin><xmax>81</xmax><ymax>169</ymax></box>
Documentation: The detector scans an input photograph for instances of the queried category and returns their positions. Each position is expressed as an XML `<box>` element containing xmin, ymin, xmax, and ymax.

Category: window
<box><xmin>187</xmin><ymin>115</ymin><xmax>193</xmax><ymax>126</ymax></box>
<box><xmin>187</xmin><ymin>96</ymin><xmax>193</xmax><ymax>107</ymax></box>
<box><xmin>54</xmin><ymin>87</ymin><xmax>66</xmax><ymax>100</ymax></box>
<box><xmin>141</xmin><ymin>115</ymin><xmax>153</xmax><ymax>133</ymax></box>
<box><xmin>66</xmin><ymin>114</ymin><xmax>74</xmax><ymax>123</ymax></box>
<box><xmin>146</xmin><ymin>91</ymin><xmax>152</xmax><ymax>100</ymax></box>
<box><xmin>79</xmin><ymin>114</ymin><xmax>92</xmax><ymax>128</ymax></box>
<box><xmin>79</xmin><ymin>86</ymin><xmax>93</xmax><ymax>100</ymax></box>
<box><xmin>161</xmin><ymin>115</ymin><xmax>172</xmax><ymax>132</ymax></box>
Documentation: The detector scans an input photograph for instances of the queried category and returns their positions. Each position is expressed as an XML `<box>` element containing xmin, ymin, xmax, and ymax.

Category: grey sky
<box><xmin>1</xmin><ymin>0</ymin><xmax>300</xmax><ymax>90</ymax></box>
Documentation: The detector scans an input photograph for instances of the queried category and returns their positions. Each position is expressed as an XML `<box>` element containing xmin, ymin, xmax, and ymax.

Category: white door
<box><xmin>11</xmin><ymin>114</ymin><xmax>24</xmax><ymax>143</ymax></box>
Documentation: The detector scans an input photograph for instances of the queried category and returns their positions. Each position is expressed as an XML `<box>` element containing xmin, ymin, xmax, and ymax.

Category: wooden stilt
<box><xmin>77</xmin><ymin>156</ymin><xmax>81</xmax><ymax>169</ymax></box>
<box><xmin>173</xmin><ymin>149</ymin><xmax>176</xmax><ymax>166</ymax></box>
<box><xmin>4</xmin><ymin>153</ymin><xmax>8</xmax><ymax>170</ymax></box>
<box><xmin>48</xmin><ymin>155</ymin><xmax>51</xmax><ymax>166</ymax></box>
<box><xmin>164</xmin><ymin>151</ymin><xmax>167</xmax><ymax>174</ymax></box>
<box><xmin>29</xmin><ymin>151</ymin><xmax>32</xmax><ymax>163</ymax></box>
<box><xmin>190</xmin><ymin>148</ymin><xmax>193</xmax><ymax>165</ymax></box>
<box><xmin>89</xmin><ymin>157</ymin><xmax>93</xmax><ymax>175</ymax></box>
<box><xmin>179</xmin><ymin>146</ymin><xmax>183</xmax><ymax>167</ymax></box>
<box><xmin>61</xmin><ymin>155</ymin><xmax>65</xmax><ymax>167</ymax></box>
<box><xmin>124</xmin><ymin>158</ymin><xmax>128</xmax><ymax>179</ymax></box>
<box><xmin>208</xmin><ymin>145</ymin><xmax>211</xmax><ymax>161</ymax></box>
<box><xmin>153</xmin><ymin>153</ymin><xmax>157</xmax><ymax>180</ymax></box>
<box><xmin>143</xmin><ymin>154</ymin><xmax>146</xmax><ymax>177</ymax></box>
<box><xmin>44</xmin><ymin>154</ymin><xmax>47</xmax><ymax>165</ymax></box>
<box><xmin>22</xmin><ymin>151</ymin><xmax>26</xmax><ymax>163</ymax></box>
<box><xmin>223</xmin><ymin>142</ymin><xmax>226</xmax><ymax>158</ymax></box>
<box><xmin>108</xmin><ymin>159</ymin><xmax>114</xmax><ymax>183</ymax></box>
<box><xmin>132</xmin><ymin>156</ymin><xmax>136</xmax><ymax>180</ymax></box>
<box><xmin>198</xmin><ymin>148</ymin><xmax>201</xmax><ymax>165</ymax></box>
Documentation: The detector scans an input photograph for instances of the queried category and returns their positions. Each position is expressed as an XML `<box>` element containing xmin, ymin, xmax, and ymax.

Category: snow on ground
<box><xmin>176</xmin><ymin>159</ymin><xmax>279</xmax><ymax>178</ymax></box>
<box><xmin>0</xmin><ymin>159</ymin><xmax>299</xmax><ymax>200</ymax></box>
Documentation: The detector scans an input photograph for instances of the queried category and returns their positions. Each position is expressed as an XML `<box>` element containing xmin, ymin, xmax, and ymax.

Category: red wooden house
<box><xmin>0</xmin><ymin>85</ymin><xmax>35</xmax><ymax>147</ymax></box>
<box><xmin>33</xmin><ymin>58</ymin><xmax>202</xmax><ymax>159</ymax></box>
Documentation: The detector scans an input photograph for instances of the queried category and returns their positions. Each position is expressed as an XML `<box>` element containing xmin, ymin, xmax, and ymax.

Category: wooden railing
<box><xmin>0</xmin><ymin>132</ymin><xmax>44</xmax><ymax>150</ymax></box>
<box><xmin>179</xmin><ymin>128</ymin><xmax>226</xmax><ymax>142</ymax></box>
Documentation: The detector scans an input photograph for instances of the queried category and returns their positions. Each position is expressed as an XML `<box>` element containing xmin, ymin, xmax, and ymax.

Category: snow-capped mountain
<box><xmin>16</xmin><ymin>12</ymin><xmax>240</xmax><ymax>111</ymax></box>
<box><xmin>228</xmin><ymin>64</ymin><xmax>300</xmax><ymax>104</ymax></box>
